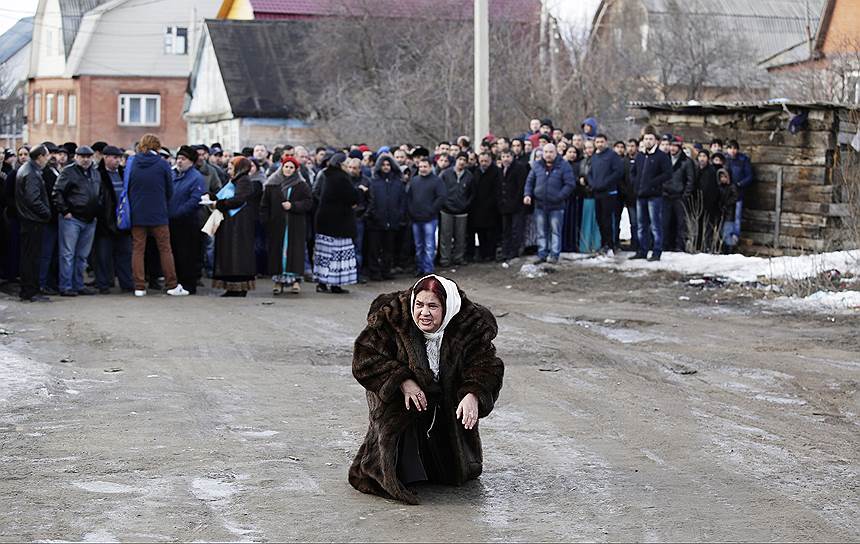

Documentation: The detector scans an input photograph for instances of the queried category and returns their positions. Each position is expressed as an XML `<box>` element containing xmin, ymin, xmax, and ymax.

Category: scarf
<box><xmin>216</xmin><ymin>179</ymin><xmax>245</xmax><ymax>218</ymax></box>
<box><xmin>265</xmin><ymin>168</ymin><xmax>303</xmax><ymax>192</ymax></box>
<box><xmin>410</xmin><ymin>274</ymin><xmax>462</xmax><ymax>381</ymax></box>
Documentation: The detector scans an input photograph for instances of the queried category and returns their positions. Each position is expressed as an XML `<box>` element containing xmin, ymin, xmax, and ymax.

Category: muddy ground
<box><xmin>1</xmin><ymin>257</ymin><xmax>858</xmax><ymax>542</ymax></box>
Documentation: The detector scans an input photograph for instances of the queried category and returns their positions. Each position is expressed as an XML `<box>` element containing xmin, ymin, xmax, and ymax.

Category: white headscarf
<box><xmin>410</xmin><ymin>274</ymin><xmax>462</xmax><ymax>381</ymax></box>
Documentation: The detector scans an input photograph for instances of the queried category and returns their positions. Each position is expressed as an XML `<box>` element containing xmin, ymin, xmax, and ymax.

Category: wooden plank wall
<box><xmin>647</xmin><ymin>108</ymin><xmax>848</xmax><ymax>256</ymax></box>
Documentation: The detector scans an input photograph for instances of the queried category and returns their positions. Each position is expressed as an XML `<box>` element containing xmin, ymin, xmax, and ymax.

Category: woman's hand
<box><xmin>456</xmin><ymin>393</ymin><xmax>479</xmax><ymax>430</ymax></box>
<box><xmin>400</xmin><ymin>379</ymin><xmax>427</xmax><ymax>411</ymax></box>
<box><xmin>281</xmin><ymin>200</ymin><xmax>292</xmax><ymax>211</ymax></box>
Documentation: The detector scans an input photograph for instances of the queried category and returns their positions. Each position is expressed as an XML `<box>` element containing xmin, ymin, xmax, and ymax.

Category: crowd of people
<box><xmin>0</xmin><ymin>116</ymin><xmax>754</xmax><ymax>302</ymax></box>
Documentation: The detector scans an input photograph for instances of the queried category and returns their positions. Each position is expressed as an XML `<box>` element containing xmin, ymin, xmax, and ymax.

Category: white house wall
<box><xmin>188</xmin><ymin>118</ymin><xmax>240</xmax><ymax>151</ymax></box>
<box><xmin>184</xmin><ymin>27</ymin><xmax>233</xmax><ymax>123</ymax></box>
<box><xmin>30</xmin><ymin>0</ymin><xmax>66</xmax><ymax>77</ymax></box>
<box><xmin>72</xmin><ymin>0</ymin><xmax>219</xmax><ymax>77</ymax></box>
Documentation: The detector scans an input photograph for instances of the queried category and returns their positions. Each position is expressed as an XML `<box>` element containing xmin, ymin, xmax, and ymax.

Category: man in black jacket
<box><xmin>406</xmin><ymin>157</ymin><xmax>447</xmax><ymax>275</ymax></box>
<box><xmin>365</xmin><ymin>154</ymin><xmax>405</xmax><ymax>281</ymax></box>
<box><xmin>15</xmin><ymin>145</ymin><xmax>52</xmax><ymax>301</ymax></box>
<box><xmin>94</xmin><ymin>146</ymin><xmax>133</xmax><ymax>294</ymax></box>
<box><xmin>439</xmin><ymin>152</ymin><xmax>473</xmax><ymax>267</ymax></box>
<box><xmin>471</xmin><ymin>151</ymin><xmax>501</xmax><ymax>261</ymax></box>
<box><xmin>663</xmin><ymin>136</ymin><xmax>695</xmax><ymax>252</ymax></box>
<box><xmin>498</xmin><ymin>149</ymin><xmax>528</xmax><ymax>260</ymax></box>
<box><xmin>631</xmin><ymin>126</ymin><xmax>672</xmax><ymax>261</ymax></box>
<box><xmin>38</xmin><ymin>142</ymin><xmax>63</xmax><ymax>294</ymax></box>
<box><xmin>53</xmin><ymin>146</ymin><xmax>101</xmax><ymax>296</ymax></box>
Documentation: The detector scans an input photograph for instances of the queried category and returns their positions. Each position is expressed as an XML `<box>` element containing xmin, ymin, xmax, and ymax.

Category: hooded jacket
<box><xmin>582</xmin><ymin>117</ymin><xmax>598</xmax><ymax>140</ymax></box>
<box><xmin>128</xmin><ymin>151</ymin><xmax>174</xmax><ymax>226</ymax></box>
<box><xmin>366</xmin><ymin>155</ymin><xmax>406</xmax><ymax>230</ymax></box>
<box><xmin>523</xmin><ymin>158</ymin><xmax>576</xmax><ymax>211</ymax></box>
<box><xmin>52</xmin><ymin>162</ymin><xmax>102</xmax><ymax>223</ymax></box>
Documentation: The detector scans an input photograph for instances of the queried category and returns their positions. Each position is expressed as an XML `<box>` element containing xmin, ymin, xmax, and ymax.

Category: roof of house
<box><xmin>58</xmin><ymin>0</ymin><xmax>110</xmax><ymax>57</ymax></box>
<box><xmin>204</xmin><ymin>19</ymin><xmax>317</xmax><ymax>118</ymax></box>
<box><xmin>0</xmin><ymin>17</ymin><xmax>34</xmax><ymax>64</ymax></box>
<box><xmin>224</xmin><ymin>0</ymin><xmax>539</xmax><ymax>22</ymax></box>
<box><xmin>593</xmin><ymin>0</ymin><xmax>824</xmax><ymax>67</ymax></box>
<box><xmin>628</xmin><ymin>99</ymin><xmax>859</xmax><ymax>113</ymax></box>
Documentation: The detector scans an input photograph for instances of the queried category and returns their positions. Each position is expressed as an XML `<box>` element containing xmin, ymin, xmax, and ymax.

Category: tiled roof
<box><xmin>247</xmin><ymin>0</ymin><xmax>539</xmax><ymax>22</ymax></box>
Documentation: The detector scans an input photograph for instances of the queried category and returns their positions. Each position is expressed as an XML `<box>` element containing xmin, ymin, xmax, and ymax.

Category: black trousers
<box><xmin>475</xmin><ymin>227</ymin><xmax>498</xmax><ymax>261</ymax></box>
<box><xmin>19</xmin><ymin>219</ymin><xmax>44</xmax><ymax>300</ymax></box>
<box><xmin>170</xmin><ymin>217</ymin><xmax>202</xmax><ymax>293</ymax></box>
<box><xmin>662</xmin><ymin>196</ymin><xmax>687</xmax><ymax>252</ymax></box>
<box><xmin>594</xmin><ymin>192</ymin><xmax>617</xmax><ymax>250</ymax></box>
<box><xmin>500</xmin><ymin>211</ymin><xmax>525</xmax><ymax>260</ymax></box>
<box><xmin>366</xmin><ymin>228</ymin><xmax>397</xmax><ymax>278</ymax></box>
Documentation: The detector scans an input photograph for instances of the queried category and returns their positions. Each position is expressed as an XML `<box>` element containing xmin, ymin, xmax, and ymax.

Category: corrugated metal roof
<box><xmin>247</xmin><ymin>0</ymin><xmax>539</xmax><ymax>22</ymax></box>
<box><xmin>0</xmin><ymin>17</ymin><xmax>34</xmax><ymax>65</ymax></box>
<box><xmin>58</xmin><ymin>0</ymin><xmax>109</xmax><ymax>58</ymax></box>
<box><xmin>641</xmin><ymin>0</ymin><xmax>824</xmax><ymax>64</ymax></box>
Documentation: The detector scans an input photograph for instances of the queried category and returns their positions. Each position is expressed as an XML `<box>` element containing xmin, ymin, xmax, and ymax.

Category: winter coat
<box><xmin>41</xmin><ymin>161</ymin><xmax>61</xmax><ymax>224</ymax></box>
<box><xmin>498</xmin><ymin>161</ymin><xmax>528</xmax><ymax>214</ymax></box>
<box><xmin>128</xmin><ymin>152</ymin><xmax>174</xmax><ymax>227</ymax></box>
<box><xmin>349</xmin><ymin>289</ymin><xmax>504</xmax><ymax>505</ymax></box>
<box><xmin>261</xmin><ymin>176</ymin><xmax>313</xmax><ymax>277</ymax></box>
<box><xmin>440</xmin><ymin>167</ymin><xmax>473</xmax><ymax>215</ymax></box>
<box><xmin>726</xmin><ymin>152</ymin><xmax>753</xmax><ymax>201</ymax></box>
<box><xmin>524</xmin><ymin>159</ymin><xmax>576</xmax><ymax>211</ymax></box>
<box><xmin>469</xmin><ymin>165</ymin><xmax>501</xmax><ymax>229</ymax></box>
<box><xmin>213</xmin><ymin>174</ymin><xmax>261</xmax><ymax>278</ymax></box>
<box><xmin>53</xmin><ymin>162</ymin><xmax>102</xmax><ymax>223</ymax></box>
<box><xmin>718</xmin><ymin>182</ymin><xmax>739</xmax><ymax>222</ymax></box>
<box><xmin>619</xmin><ymin>155</ymin><xmax>637</xmax><ymax>206</ymax></box>
<box><xmin>697</xmin><ymin>164</ymin><xmax>720</xmax><ymax>218</ymax></box>
<box><xmin>632</xmin><ymin>148</ymin><xmax>672</xmax><ymax>199</ymax></box>
<box><xmin>169</xmin><ymin>167</ymin><xmax>206</xmax><ymax>221</ymax></box>
<box><xmin>587</xmin><ymin>149</ymin><xmax>624</xmax><ymax>196</ymax></box>
<box><xmin>97</xmin><ymin>163</ymin><xmax>124</xmax><ymax>235</ymax></box>
<box><xmin>407</xmin><ymin>173</ymin><xmax>447</xmax><ymax>223</ymax></box>
<box><xmin>366</xmin><ymin>156</ymin><xmax>406</xmax><ymax>231</ymax></box>
<box><xmin>664</xmin><ymin>153</ymin><xmax>695</xmax><ymax>199</ymax></box>
<box><xmin>350</xmin><ymin>173</ymin><xmax>371</xmax><ymax>219</ymax></box>
<box><xmin>315</xmin><ymin>167</ymin><xmax>359</xmax><ymax>239</ymax></box>
<box><xmin>15</xmin><ymin>161</ymin><xmax>51</xmax><ymax>223</ymax></box>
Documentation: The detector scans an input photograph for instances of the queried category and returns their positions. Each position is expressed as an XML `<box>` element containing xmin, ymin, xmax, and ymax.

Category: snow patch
<box><xmin>0</xmin><ymin>344</ymin><xmax>51</xmax><ymax>403</ymax></box>
<box><xmin>770</xmin><ymin>290</ymin><xmax>860</xmax><ymax>313</ymax></box>
<box><xmin>72</xmin><ymin>481</ymin><xmax>137</xmax><ymax>494</ymax></box>
<box><xmin>191</xmin><ymin>477</ymin><xmax>238</xmax><ymax>501</ymax></box>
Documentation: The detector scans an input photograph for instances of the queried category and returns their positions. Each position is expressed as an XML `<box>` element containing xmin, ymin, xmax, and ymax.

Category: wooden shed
<box><xmin>629</xmin><ymin>101</ymin><xmax>860</xmax><ymax>256</ymax></box>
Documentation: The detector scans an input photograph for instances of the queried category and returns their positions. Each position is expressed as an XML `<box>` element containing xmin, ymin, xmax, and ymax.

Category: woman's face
<box><xmin>413</xmin><ymin>290</ymin><xmax>444</xmax><ymax>333</ymax></box>
<box><xmin>282</xmin><ymin>162</ymin><xmax>296</xmax><ymax>176</ymax></box>
<box><xmin>227</xmin><ymin>162</ymin><xmax>235</xmax><ymax>177</ymax></box>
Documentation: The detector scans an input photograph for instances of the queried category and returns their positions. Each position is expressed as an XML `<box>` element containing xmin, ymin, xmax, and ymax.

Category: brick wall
<box><xmin>822</xmin><ymin>0</ymin><xmax>860</xmax><ymax>54</ymax></box>
<box><xmin>28</xmin><ymin>76</ymin><xmax>188</xmax><ymax>150</ymax></box>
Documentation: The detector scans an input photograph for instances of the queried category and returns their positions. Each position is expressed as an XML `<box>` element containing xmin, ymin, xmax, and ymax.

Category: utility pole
<box><xmin>474</xmin><ymin>0</ymin><xmax>489</xmax><ymax>147</ymax></box>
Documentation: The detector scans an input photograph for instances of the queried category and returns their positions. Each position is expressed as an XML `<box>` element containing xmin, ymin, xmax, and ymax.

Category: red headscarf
<box><xmin>281</xmin><ymin>155</ymin><xmax>300</xmax><ymax>169</ymax></box>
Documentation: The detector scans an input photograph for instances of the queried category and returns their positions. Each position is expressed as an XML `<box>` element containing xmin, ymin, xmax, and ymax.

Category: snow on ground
<box><xmin>0</xmin><ymin>343</ymin><xmax>51</xmax><ymax>404</ymax></box>
<box><xmin>558</xmin><ymin>250</ymin><xmax>860</xmax><ymax>283</ymax></box>
<box><xmin>769</xmin><ymin>290</ymin><xmax>860</xmax><ymax>313</ymax></box>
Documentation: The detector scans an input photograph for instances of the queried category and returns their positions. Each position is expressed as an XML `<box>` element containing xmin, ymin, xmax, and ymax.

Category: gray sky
<box><xmin>0</xmin><ymin>0</ymin><xmax>602</xmax><ymax>47</ymax></box>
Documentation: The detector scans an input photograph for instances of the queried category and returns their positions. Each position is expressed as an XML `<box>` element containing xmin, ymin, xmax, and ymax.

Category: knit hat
<box><xmin>176</xmin><ymin>145</ymin><xmax>197</xmax><ymax>162</ymax></box>
<box><xmin>281</xmin><ymin>155</ymin><xmax>300</xmax><ymax>169</ymax></box>
<box><xmin>348</xmin><ymin>149</ymin><xmax>363</xmax><ymax>160</ymax></box>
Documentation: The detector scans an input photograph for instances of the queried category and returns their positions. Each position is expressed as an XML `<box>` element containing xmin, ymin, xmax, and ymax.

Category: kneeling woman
<box><xmin>349</xmin><ymin>275</ymin><xmax>504</xmax><ymax>504</ymax></box>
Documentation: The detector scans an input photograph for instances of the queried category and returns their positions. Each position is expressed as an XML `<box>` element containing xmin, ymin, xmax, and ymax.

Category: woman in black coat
<box><xmin>261</xmin><ymin>156</ymin><xmax>313</xmax><ymax>294</ymax></box>
<box><xmin>313</xmin><ymin>153</ymin><xmax>363</xmax><ymax>294</ymax></box>
<box><xmin>210</xmin><ymin>156</ymin><xmax>261</xmax><ymax>297</ymax></box>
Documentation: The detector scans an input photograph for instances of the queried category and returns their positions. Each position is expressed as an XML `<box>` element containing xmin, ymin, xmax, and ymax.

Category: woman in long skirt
<box><xmin>261</xmin><ymin>156</ymin><xmax>312</xmax><ymax>294</ymax></box>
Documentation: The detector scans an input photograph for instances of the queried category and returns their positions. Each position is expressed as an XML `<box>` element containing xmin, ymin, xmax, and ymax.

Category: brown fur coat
<box><xmin>348</xmin><ymin>289</ymin><xmax>504</xmax><ymax>504</ymax></box>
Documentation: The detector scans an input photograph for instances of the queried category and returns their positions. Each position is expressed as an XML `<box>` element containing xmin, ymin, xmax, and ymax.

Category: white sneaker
<box><xmin>605</xmin><ymin>248</ymin><xmax>615</xmax><ymax>258</ymax></box>
<box><xmin>134</xmin><ymin>290</ymin><xmax>146</xmax><ymax>297</ymax></box>
<box><xmin>167</xmin><ymin>284</ymin><xmax>189</xmax><ymax>296</ymax></box>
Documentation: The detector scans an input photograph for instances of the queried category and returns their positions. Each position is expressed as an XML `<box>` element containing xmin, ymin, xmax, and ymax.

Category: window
<box><xmin>118</xmin><ymin>94</ymin><xmax>160</xmax><ymax>126</ymax></box>
<box><xmin>57</xmin><ymin>93</ymin><xmax>65</xmax><ymax>125</ymax></box>
<box><xmin>163</xmin><ymin>26</ymin><xmax>188</xmax><ymax>55</ymax></box>
<box><xmin>68</xmin><ymin>95</ymin><xmax>77</xmax><ymax>126</ymax></box>
<box><xmin>34</xmin><ymin>92</ymin><xmax>41</xmax><ymax>124</ymax></box>
<box><xmin>46</xmin><ymin>94</ymin><xmax>54</xmax><ymax>123</ymax></box>
<box><xmin>847</xmin><ymin>71</ymin><xmax>860</xmax><ymax>104</ymax></box>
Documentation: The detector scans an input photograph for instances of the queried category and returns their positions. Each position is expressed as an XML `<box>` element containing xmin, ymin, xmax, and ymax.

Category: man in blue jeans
<box><xmin>631</xmin><ymin>127</ymin><xmax>672</xmax><ymax>262</ymax></box>
<box><xmin>523</xmin><ymin>143</ymin><xmax>576</xmax><ymax>264</ymax></box>
<box><xmin>52</xmin><ymin>145</ymin><xmax>101</xmax><ymax>296</ymax></box>
<box><xmin>406</xmin><ymin>157</ymin><xmax>447</xmax><ymax>276</ymax></box>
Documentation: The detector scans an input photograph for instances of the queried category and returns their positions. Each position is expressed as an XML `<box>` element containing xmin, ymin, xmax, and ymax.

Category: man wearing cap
<box><xmin>528</xmin><ymin>119</ymin><xmax>553</xmax><ymax>151</ymax></box>
<box><xmin>208</xmin><ymin>145</ymin><xmax>228</xmax><ymax>183</ymax></box>
<box><xmin>663</xmin><ymin>136</ymin><xmax>695</xmax><ymax>252</ymax></box>
<box><xmin>94</xmin><ymin>145</ymin><xmax>133</xmax><ymax>294</ymax></box>
<box><xmin>52</xmin><ymin>145</ymin><xmax>102</xmax><ymax>296</ymax></box>
<box><xmin>168</xmin><ymin>145</ymin><xmax>206</xmax><ymax>294</ymax></box>
<box><xmin>194</xmin><ymin>145</ymin><xmax>222</xmax><ymax>277</ymax></box>
<box><xmin>91</xmin><ymin>141</ymin><xmax>108</xmax><ymax>166</ymax></box>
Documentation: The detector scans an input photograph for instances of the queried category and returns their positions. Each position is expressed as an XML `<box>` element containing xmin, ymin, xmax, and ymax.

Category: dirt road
<box><xmin>1</xmin><ymin>260</ymin><xmax>858</xmax><ymax>542</ymax></box>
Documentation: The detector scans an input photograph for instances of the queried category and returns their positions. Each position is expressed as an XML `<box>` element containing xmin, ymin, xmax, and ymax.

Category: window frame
<box><xmin>34</xmin><ymin>92</ymin><xmax>42</xmax><ymax>124</ymax></box>
<box><xmin>68</xmin><ymin>94</ymin><xmax>77</xmax><ymax>126</ymax></box>
<box><xmin>57</xmin><ymin>93</ymin><xmax>65</xmax><ymax>125</ymax></box>
<box><xmin>46</xmin><ymin>93</ymin><xmax>54</xmax><ymax>124</ymax></box>
<box><xmin>164</xmin><ymin>26</ymin><xmax>188</xmax><ymax>55</ymax></box>
<box><xmin>117</xmin><ymin>93</ymin><xmax>161</xmax><ymax>127</ymax></box>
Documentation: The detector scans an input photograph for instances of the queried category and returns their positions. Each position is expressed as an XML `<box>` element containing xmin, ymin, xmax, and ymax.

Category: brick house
<box><xmin>27</xmin><ymin>0</ymin><xmax>219</xmax><ymax>150</ymax></box>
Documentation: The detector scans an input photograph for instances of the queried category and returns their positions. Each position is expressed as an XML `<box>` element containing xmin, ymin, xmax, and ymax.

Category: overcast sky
<box><xmin>0</xmin><ymin>0</ymin><xmax>602</xmax><ymax>47</ymax></box>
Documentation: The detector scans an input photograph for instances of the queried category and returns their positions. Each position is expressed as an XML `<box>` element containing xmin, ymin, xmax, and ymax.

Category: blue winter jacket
<box><xmin>582</xmin><ymin>117</ymin><xmax>598</xmax><ymax>139</ymax></box>
<box><xmin>128</xmin><ymin>151</ymin><xmax>174</xmax><ymax>226</ymax></box>
<box><xmin>366</xmin><ymin>155</ymin><xmax>406</xmax><ymax>230</ymax></box>
<box><xmin>168</xmin><ymin>166</ymin><xmax>206</xmax><ymax>221</ymax></box>
<box><xmin>726</xmin><ymin>152</ymin><xmax>753</xmax><ymax>201</ymax></box>
<box><xmin>524</xmin><ymin>158</ymin><xmax>576</xmax><ymax>211</ymax></box>
<box><xmin>587</xmin><ymin>149</ymin><xmax>624</xmax><ymax>195</ymax></box>
<box><xmin>632</xmin><ymin>148</ymin><xmax>673</xmax><ymax>199</ymax></box>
